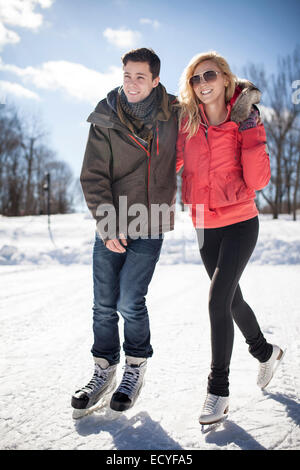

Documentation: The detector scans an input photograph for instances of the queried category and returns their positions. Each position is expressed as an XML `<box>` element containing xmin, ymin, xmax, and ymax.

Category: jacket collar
<box><xmin>87</xmin><ymin>84</ymin><xmax>175</xmax><ymax>131</ymax></box>
<box><xmin>229</xmin><ymin>79</ymin><xmax>261</xmax><ymax>123</ymax></box>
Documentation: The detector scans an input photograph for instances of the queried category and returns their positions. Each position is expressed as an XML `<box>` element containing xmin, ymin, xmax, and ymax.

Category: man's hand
<box><xmin>105</xmin><ymin>234</ymin><xmax>127</xmax><ymax>253</ymax></box>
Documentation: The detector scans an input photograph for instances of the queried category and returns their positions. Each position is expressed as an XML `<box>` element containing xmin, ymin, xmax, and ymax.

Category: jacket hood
<box><xmin>106</xmin><ymin>86</ymin><xmax>119</xmax><ymax>113</ymax></box>
<box><xmin>230</xmin><ymin>79</ymin><xmax>261</xmax><ymax>124</ymax></box>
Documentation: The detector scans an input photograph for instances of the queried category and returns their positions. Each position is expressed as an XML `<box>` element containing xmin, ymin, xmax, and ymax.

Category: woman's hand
<box><xmin>239</xmin><ymin>107</ymin><xmax>261</xmax><ymax>131</ymax></box>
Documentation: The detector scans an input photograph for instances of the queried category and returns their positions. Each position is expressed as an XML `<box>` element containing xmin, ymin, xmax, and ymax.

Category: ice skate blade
<box><xmin>261</xmin><ymin>347</ymin><xmax>286</xmax><ymax>390</ymax></box>
<box><xmin>72</xmin><ymin>396</ymin><xmax>109</xmax><ymax>420</ymax></box>
<box><xmin>72</xmin><ymin>377</ymin><xmax>117</xmax><ymax>420</ymax></box>
<box><xmin>201</xmin><ymin>415</ymin><xmax>228</xmax><ymax>434</ymax></box>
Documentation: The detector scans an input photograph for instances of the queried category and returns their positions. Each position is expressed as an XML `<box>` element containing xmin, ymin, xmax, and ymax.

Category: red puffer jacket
<box><xmin>176</xmin><ymin>80</ymin><xmax>270</xmax><ymax>228</ymax></box>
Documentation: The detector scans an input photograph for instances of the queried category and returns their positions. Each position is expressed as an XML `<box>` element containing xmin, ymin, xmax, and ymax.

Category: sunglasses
<box><xmin>189</xmin><ymin>70</ymin><xmax>222</xmax><ymax>86</ymax></box>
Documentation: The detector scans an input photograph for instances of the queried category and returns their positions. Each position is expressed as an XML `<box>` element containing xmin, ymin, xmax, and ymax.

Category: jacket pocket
<box><xmin>112</xmin><ymin>174</ymin><xmax>146</xmax><ymax>209</ymax></box>
<box><xmin>181</xmin><ymin>174</ymin><xmax>190</xmax><ymax>204</ymax></box>
<box><xmin>210</xmin><ymin>169</ymin><xmax>254</xmax><ymax>208</ymax></box>
<box><xmin>182</xmin><ymin>173</ymin><xmax>208</xmax><ymax>205</ymax></box>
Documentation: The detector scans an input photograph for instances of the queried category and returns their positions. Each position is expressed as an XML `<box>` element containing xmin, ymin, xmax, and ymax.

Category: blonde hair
<box><xmin>178</xmin><ymin>51</ymin><xmax>237</xmax><ymax>138</ymax></box>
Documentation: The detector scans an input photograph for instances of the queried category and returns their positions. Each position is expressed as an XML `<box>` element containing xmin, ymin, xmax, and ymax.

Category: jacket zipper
<box><xmin>128</xmin><ymin>133</ymin><xmax>151</xmax><ymax>208</ymax></box>
<box><xmin>128</xmin><ymin>134</ymin><xmax>150</xmax><ymax>157</ymax></box>
<box><xmin>128</xmin><ymin>125</ymin><xmax>160</xmax><ymax>209</ymax></box>
<box><xmin>202</xmin><ymin>124</ymin><xmax>213</xmax><ymax>211</ymax></box>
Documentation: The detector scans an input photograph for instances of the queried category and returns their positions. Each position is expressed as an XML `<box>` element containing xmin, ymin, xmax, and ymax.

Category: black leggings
<box><xmin>196</xmin><ymin>216</ymin><xmax>272</xmax><ymax>397</ymax></box>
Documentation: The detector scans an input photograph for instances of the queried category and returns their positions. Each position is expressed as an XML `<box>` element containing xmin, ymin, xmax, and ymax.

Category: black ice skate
<box><xmin>72</xmin><ymin>358</ymin><xmax>117</xmax><ymax>419</ymax></box>
<box><xmin>110</xmin><ymin>357</ymin><xmax>147</xmax><ymax>412</ymax></box>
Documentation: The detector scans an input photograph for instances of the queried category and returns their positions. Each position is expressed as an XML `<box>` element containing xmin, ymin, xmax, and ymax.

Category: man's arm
<box><xmin>80</xmin><ymin>124</ymin><xmax>128</xmax><ymax>252</ymax></box>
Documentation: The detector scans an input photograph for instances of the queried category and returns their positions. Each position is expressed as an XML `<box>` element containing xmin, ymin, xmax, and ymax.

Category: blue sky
<box><xmin>0</xmin><ymin>0</ymin><xmax>299</xmax><ymax>179</ymax></box>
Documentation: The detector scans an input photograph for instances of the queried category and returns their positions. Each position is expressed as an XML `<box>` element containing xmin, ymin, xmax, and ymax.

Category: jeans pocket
<box><xmin>126</xmin><ymin>237</ymin><xmax>163</xmax><ymax>261</ymax></box>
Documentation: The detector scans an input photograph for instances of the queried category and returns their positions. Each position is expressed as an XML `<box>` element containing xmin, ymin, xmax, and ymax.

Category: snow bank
<box><xmin>0</xmin><ymin>211</ymin><xmax>299</xmax><ymax>266</ymax></box>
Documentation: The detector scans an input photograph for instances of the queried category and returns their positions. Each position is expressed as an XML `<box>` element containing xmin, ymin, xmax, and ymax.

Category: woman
<box><xmin>176</xmin><ymin>51</ymin><xmax>284</xmax><ymax>426</ymax></box>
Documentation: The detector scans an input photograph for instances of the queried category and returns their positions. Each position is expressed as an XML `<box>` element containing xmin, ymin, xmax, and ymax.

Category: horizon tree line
<box><xmin>0</xmin><ymin>104</ymin><xmax>75</xmax><ymax>217</ymax></box>
<box><xmin>1</xmin><ymin>46</ymin><xmax>300</xmax><ymax>220</ymax></box>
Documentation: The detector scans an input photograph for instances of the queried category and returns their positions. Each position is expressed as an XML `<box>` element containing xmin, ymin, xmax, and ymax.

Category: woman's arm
<box><xmin>176</xmin><ymin>131</ymin><xmax>186</xmax><ymax>173</ymax></box>
<box><xmin>239</xmin><ymin>109</ymin><xmax>271</xmax><ymax>190</ymax></box>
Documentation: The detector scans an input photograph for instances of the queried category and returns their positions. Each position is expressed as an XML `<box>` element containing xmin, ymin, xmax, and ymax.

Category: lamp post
<box><xmin>43</xmin><ymin>172</ymin><xmax>55</xmax><ymax>246</ymax></box>
<box><xmin>43</xmin><ymin>172</ymin><xmax>51</xmax><ymax>226</ymax></box>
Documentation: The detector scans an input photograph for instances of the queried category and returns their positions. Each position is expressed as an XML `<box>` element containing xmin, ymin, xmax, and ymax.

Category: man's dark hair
<box><xmin>121</xmin><ymin>48</ymin><xmax>160</xmax><ymax>79</ymax></box>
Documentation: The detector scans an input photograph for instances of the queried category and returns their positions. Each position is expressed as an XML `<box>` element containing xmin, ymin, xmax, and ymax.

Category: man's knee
<box><xmin>117</xmin><ymin>291</ymin><xmax>146</xmax><ymax>318</ymax></box>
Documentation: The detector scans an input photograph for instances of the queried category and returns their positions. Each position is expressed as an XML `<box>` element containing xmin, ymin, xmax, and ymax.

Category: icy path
<box><xmin>0</xmin><ymin>263</ymin><xmax>299</xmax><ymax>450</ymax></box>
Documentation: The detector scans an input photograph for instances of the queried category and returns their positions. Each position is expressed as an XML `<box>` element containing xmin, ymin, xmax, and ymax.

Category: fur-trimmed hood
<box><xmin>230</xmin><ymin>79</ymin><xmax>261</xmax><ymax>124</ymax></box>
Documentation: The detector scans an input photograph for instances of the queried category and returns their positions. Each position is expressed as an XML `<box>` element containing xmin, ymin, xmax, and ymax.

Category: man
<box><xmin>71</xmin><ymin>48</ymin><xmax>178</xmax><ymax>417</ymax></box>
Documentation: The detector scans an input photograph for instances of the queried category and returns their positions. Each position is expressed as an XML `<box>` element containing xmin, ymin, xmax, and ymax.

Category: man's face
<box><xmin>123</xmin><ymin>60</ymin><xmax>160</xmax><ymax>103</ymax></box>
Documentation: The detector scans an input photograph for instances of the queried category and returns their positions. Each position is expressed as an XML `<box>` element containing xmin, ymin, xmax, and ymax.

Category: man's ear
<box><xmin>153</xmin><ymin>76</ymin><xmax>160</xmax><ymax>88</ymax></box>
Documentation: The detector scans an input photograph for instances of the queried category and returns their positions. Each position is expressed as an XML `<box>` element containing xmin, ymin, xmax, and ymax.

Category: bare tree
<box><xmin>245</xmin><ymin>45</ymin><xmax>300</xmax><ymax>220</ymax></box>
<box><xmin>0</xmin><ymin>103</ymin><xmax>74</xmax><ymax>216</ymax></box>
<box><xmin>18</xmin><ymin>112</ymin><xmax>47</xmax><ymax>215</ymax></box>
<box><xmin>71</xmin><ymin>177</ymin><xmax>86</xmax><ymax>212</ymax></box>
<box><xmin>292</xmin><ymin>130</ymin><xmax>300</xmax><ymax>221</ymax></box>
<box><xmin>46</xmin><ymin>160</ymin><xmax>74</xmax><ymax>214</ymax></box>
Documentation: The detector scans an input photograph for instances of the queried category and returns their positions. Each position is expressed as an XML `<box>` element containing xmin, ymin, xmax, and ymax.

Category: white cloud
<box><xmin>103</xmin><ymin>27</ymin><xmax>141</xmax><ymax>49</ymax></box>
<box><xmin>0</xmin><ymin>0</ymin><xmax>53</xmax><ymax>49</ymax></box>
<box><xmin>0</xmin><ymin>21</ymin><xmax>20</xmax><ymax>49</ymax></box>
<box><xmin>0</xmin><ymin>0</ymin><xmax>53</xmax><ymax>29</ymax></box>
<box><xmin>0</xmin><ymin>79</ymin><xmax>40</xmax><ymax>101</ymax></box>
<box><xmin>0</xmin><ymin>59</ymin><xmax>123</xmax><ymax>104</ymax></box>
<box><xmin>139</xmin><ymin>18</ymin><xmax>161</xmax><ymax>29</ymax></box>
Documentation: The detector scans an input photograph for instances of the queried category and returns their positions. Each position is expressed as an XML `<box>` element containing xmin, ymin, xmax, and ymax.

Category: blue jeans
<box><xmin>91</xmin><ymin>232</ymin><xmax>163</xmax><ymax>365</ymax></box>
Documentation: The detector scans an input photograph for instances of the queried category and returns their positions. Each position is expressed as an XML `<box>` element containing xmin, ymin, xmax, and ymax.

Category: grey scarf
<box><xmin>119</xmin><ymin>87</ymin><xmax>157</xmax><ymax>122</ymax></box>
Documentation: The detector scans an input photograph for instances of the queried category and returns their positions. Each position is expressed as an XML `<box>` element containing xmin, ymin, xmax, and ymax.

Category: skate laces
<box><xmin>257</xmin><ymin>360</ymin><xmax>271</xmax><ymax>381</ymax></box>
<box><xmin>259</xmin><ymin>361</ymin><xmax>269</xmax><ymax>374</ymax></box>
<box><xmin>80</xmin><ymin>364</ymin><xmax>109</xmax><ymax>394</ymax></box>
<box><xmin>116</xmin><ymin>364</ymin><xmax>141</xmax><ymax>398</ymax></box>
<box><xmin>203</xmin><ymin>394</ymin><xmax>219</xmax><ymax>413</ymax></box>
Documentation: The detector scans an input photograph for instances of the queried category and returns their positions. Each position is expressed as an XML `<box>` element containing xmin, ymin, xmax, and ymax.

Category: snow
<box><xmin>1</xmin><ymin>211</ymin><xmax>300</xmax><ymax>266</ymax></box>
<box><xmin>0</xmin><ymin>211</ymin><xmax>299</xmax><ymax>450</ymax></box>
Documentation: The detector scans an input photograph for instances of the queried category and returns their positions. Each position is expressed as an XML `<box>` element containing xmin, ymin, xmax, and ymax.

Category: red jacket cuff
<box><xmin>241</xmin><ymin>125</ymin><xmax>266</xmax><ymax>149</ymax></box>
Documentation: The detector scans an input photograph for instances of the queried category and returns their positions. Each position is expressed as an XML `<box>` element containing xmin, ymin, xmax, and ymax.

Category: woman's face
<box><xmin>191</xmin><ymin>59</ymin><xmax>228</xmax><ymax>105</ymax></box>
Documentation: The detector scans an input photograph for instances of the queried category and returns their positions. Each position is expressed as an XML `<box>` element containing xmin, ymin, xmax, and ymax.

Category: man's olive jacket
<box><xmin>80</xmin><ymin>86</ymin><xmax>178</xmax><ymax>241</ymax></box>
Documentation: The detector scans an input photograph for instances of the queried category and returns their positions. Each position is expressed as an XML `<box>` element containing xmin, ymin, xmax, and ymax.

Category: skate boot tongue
<box><xmin>257</xmin><ymin>344</ymin><xmax>285</xmax><ymax>389</ymax></box>
<box><xmin>199</xmin><ymin>393</ymin><xmax>229</xmax><ymax>426</ymax></box>
<box><xmin>71</xmin><ymin>362</ymin><xmax>117</xmax><ymax>412</ymax></box>
<box><xmin>126</xmin><ymin>356</ymin><xmax>147</xmax><ymax>366</ymax></box>
<box><xmin>126</xmin><ymin>362</ymin><xmax>141</xmax><ymax>368</ymax></box>
<box><xmin>205</xmin><ymin>394</ymin><xmax>219</xmax><ymax>412</ymax></box>
<box><xmin>110</xmin><ymin>359</ymin><xmax>147</xmax><ymax>412</ymax></box>
<box><xmin>94</xmin><ymin>357</ymin><xmax>110</xmax><ymax>369</ymax></box>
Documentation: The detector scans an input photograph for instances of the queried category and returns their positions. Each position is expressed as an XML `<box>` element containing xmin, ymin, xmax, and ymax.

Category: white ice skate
<box><xmin>257</xmin><ymin>344</ymin><xmax>285</xmax><ymax>390</ymax></box>
<box><xmin>199</xmin><ymin>393</ymin><xmax>229</xmax><ymax>432</ymax></box>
